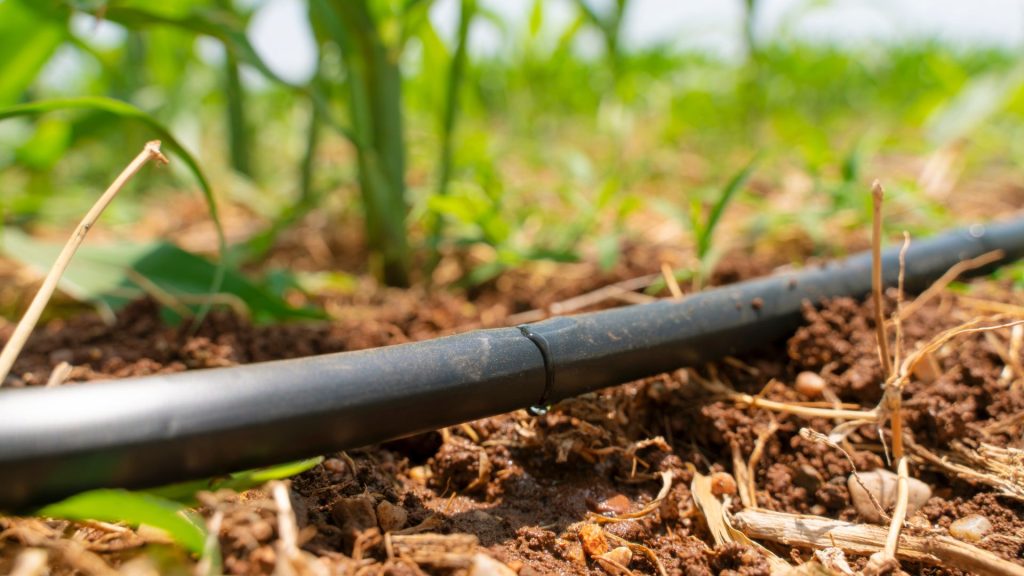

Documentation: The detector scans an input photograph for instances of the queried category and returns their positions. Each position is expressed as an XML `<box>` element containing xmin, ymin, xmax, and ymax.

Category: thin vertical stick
<box><xmin>871</xmin><ymin>180</ymin><xmax>893</xmax><ymax>378</ymax></box>
<box><xmin>893</xmin><ymin>233</ymin><xmax>910</xmax><ymax>370</ymax></box>
<box><xmin>661</xmin><ymin>262</ymin><xmax>684</xmax><ymax>299</ymax></box>
<box><xmin>0</xmin><ymin>141</ymin><xmax>168</xmax><ymax>385</ymax></box>
<box><xmin>885</xmin><ymin>457</ymin><xmax>910</xmax><ymax>560</ymax></box>
<box><xmin>888</xmin><ymin>233</ymin><xmax>910</xmax><ymax>462</ymax></box>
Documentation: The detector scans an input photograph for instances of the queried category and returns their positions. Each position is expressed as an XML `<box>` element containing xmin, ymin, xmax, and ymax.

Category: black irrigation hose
<box><xmin>2</xmin><ymin>218</ymin><xmax>1024</xmax><ymax>511</ymax></box>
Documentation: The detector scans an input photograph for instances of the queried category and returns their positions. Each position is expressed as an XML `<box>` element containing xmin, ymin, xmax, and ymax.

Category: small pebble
<box><xmin>591</xmin><ymin>493</ymin><xmax>631</xmax><ymax>515</ymax></box>
<box><xmin>848</xmin><ymin>469</ymin><xmax>932</xmax><ymax>524</ymax></box>
<box><xmin>949</xmin><ymin>514</ymin><xmax>993</xmax><ymax>542</ymax></box>
<box><xmin>795</xmin><ymin>371</ymin><xmax>826</xmax><ymax>398</ymax></box>
<box><xmin>907</xmin><ymin>514</ymin><xmax>932</xmax><ymax>529</ymax></box>
<box><xmin>408</xmin><ymin>465</ymin><xmax>431</xmax><ymax>483</ymax></box>
<box><xmin>710</xmin><ymin>472</ymin><xmax>737</xmax><ymax>496</ymax></box>
<box><xmin>322</xmin><ymin>458</ymin><xmax>349</xmax><ymax>476</ymax></box>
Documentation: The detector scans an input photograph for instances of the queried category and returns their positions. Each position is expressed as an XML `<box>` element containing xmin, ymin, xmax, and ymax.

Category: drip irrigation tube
<box><xmin>2</xmin><ymin>218</ymin><xmax>1024</xmax><ymax>510</ymax></box>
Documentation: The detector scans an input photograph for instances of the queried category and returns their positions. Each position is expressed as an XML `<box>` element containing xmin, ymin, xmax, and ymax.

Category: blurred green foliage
<box><xmin>2</xmin><ymin>0</ymin><xmax>1024</xmax><ymax>298</ymax></box>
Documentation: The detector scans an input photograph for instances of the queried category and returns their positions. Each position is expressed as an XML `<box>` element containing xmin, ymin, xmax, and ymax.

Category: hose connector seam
<box><xmin>517</xmin><ymin>324</ymin><xmax>554</xmax><ymax>409</ymax></box>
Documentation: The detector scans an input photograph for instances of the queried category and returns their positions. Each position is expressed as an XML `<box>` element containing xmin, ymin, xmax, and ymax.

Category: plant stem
<box><xmin>330</xmin><ymin>0</ymin><xmax>410</xmax><ymax>286</ymax></box>
<box><xmin>884</xmin><ymin>456</ymin><xmax>909</xmax><ymax>561</ymax></box>
<box><xmin>426</xmin><ymin>0</ymin><xmax>476</xmax><ymax>278</ymax></box>
<box><xmin>0</xmin><ymin>141</ymin><xmax>168</xmax><ymax>386</ymax></box>
<box><xmin>299</xmin><ymin>92</ymin><xmax>321</xmax><ymax>205</ymax></box>
<box><xmin>871</xmin><ymin>180</ymin><xmax>893</xmax><ymax>377</ymax></box>
<box><xmin>223</xmin><ymin>47</ymin><xmax>252</xmax><ymax>177</ymax></box>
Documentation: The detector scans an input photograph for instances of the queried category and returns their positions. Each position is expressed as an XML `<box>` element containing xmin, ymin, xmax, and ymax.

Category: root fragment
<box><xmin>733</xmin><ymin>508</ymin><xmax>1024</xmax><ymax>576</ymax></box>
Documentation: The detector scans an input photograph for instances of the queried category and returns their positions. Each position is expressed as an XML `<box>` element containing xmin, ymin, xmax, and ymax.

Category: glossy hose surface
<box><xmin>1</xmin><ymin>218</ymin><xmax>1023</xmax><ymax>510</ymax></box>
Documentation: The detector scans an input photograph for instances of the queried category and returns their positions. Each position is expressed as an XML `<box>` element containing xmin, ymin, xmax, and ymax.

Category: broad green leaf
<box><xmin>15</xmin><ymin>116</ymin><xmax>72</xmax><ymax>170</ymax></box>
<box><xmin>38</xmin><ymin>490</ymin><xmax>206</xmax><ymax>555</ymax></box>
<box><xmin>99</xmin><ymin>3</ymin><xmax>357</xmax><ymax>143</ymax></box>
<box><xmin>0</xmin><ymin>1</ymin><xmax>67</xmax><ymax>106</ymax></box>
<box><xmin>0</xmin><ymin>96</ymin><xmax>228</xmax><ymax>316</ymax></box>
<box><xmin>1</xmin><ymin>230</ymin><xmax>325</xmax><ymax>324</ymax></box>
<box><xmin>147</xmin><ymin>457</ymin><xmax>324</xmax><ymax>505</ymax></box>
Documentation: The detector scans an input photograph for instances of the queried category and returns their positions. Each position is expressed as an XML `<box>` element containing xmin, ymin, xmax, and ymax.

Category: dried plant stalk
<box><xmin>898</xmin><ymin>249</ymin><xmax>1004</xmax><ymax>321</ymax></box>
<box><xmin>910</xmin><ymin>438</ymin><xmax>1024</xmax><ymax>501</ymax></box>
<box><xmin>660</xmin><ymin>262</ymin><xmax>684</xmax><ymax>300</ymax></box>
<box><xmin>733</xmin><ymin>508</ymin><xmax>1024</xmax><ymax>576</ymax></box>
<box><xmin>0</xmin><ymin>141</ymin><xmax>168</xmax><ymax>385</ymax></box>
<box><xmin>870</xmin><ymin>180</ymin><xmax>893</xmax><ymax>378</ymax></box>
<box><xmin>884</xmin><ymin>457</ymin><xmax>909</xmax><ymax>560</ymax></box>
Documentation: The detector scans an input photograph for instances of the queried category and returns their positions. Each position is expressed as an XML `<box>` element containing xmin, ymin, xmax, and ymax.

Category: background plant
<box><xmin>2</xmin><ymin>0</ymin><xmax>1024</xmax><ymax>302</ymax></box>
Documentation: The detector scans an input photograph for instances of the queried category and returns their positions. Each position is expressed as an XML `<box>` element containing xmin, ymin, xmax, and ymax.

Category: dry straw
<box><xmin>0</xmin><ymin>141</ymin><xmax>168</xmax><ymax>386</ymax></box>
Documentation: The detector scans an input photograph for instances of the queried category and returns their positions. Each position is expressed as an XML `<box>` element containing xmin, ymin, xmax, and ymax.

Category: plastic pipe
<box><xmin>1</xmin><ymin>218</ymin><xmax>1023</xmax><ymax>510</ymax></box>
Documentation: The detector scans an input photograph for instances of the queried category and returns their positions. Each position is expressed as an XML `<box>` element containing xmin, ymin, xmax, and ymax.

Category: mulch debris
<box><xmin>1</xmin><ymin>255</ymin><xmax>1024</xmax><ymax>575</ymax></box>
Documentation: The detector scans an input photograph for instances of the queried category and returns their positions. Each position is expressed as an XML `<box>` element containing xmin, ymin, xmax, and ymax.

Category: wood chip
<box><xmin>733</xmin><ymin>508</ymin><xmax>1024</xmax><ymax>576</ymax></box>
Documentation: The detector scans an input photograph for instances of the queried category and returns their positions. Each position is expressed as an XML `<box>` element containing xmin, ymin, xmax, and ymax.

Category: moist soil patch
<box><xmin>1</xmin><ymin>257</ymin><xmax>1023</xmax><ymax>575</ymax></box>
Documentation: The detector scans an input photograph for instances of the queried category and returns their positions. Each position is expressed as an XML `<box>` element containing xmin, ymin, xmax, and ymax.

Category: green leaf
<box><xmin>528</xmin><ymin>0</ymin><xmax>543</xmax><ymax>38</ymax></box>
<box><xmin>93</xmin><ymin>3</ymin><xmax>357</xmax><ymax>144</ymax></box>
<box><xmin>596</xmin><ymin>233</ymin><xmax>620</xmax><ymax>272</ymax></box>
<box><xmin>927</xmin><ymin>66</ymin><xmax>1024</xmax><ymax>145</ymax></box>
<box><xmin>0</xmin><ymin>1</ymin><xmax>66</xmax><ymax>106</ymax></box>
<box><xmin>15</xmin><ymin>116</ymin><xmax>72</xmax><ymax>170</ymax></box>
<box><xmin>697</xmin><ymin>155</ymin><xmax>759</xmax><ymax>260</ymax></box>
<box><xmin>147</xmin><ymin>457</ymin><xmax>324</xmax><ymax>505</ymax></box>
<box><xmin>38</xmin><ymin>490</ymin><xmax>206</xmax><ymax>555</ymax></box>
<box><xmin>0</xmin><ymin>96</ymin><xmax>227</xmax><ymax>316</ymax></box>
<box><xmin>1</xmin><ymin>230</ymin><xmax>325</xmax><ymax>324</ymax></box>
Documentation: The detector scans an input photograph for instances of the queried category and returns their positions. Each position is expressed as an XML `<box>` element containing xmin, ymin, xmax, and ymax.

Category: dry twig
<box><xmin>660</xmin><ymin>262</ymin><xmax>684</xmax><ymax>300</ymax></box>
<box><xmin>505</xmin><ymin>273</ymin><xmax>661</xmax><ymax>324</ymax></box>
<box><xmin>870</xmin><ymin>180</ymin><xmax>893</xmax><ymax>378</ymax></box>
<box><xmin>909</xmin><ymin>438</ymin><xmax>1024</xmax><ymax>501</ymax></box>
<box><xmin>897</xmin><ymin>249</ymin><xmax>1004</xmax><ymax>321</ymax></box>
<box><xmin>0</xmin><ymin>141</ymin><xmax>168</xmax><ymax>385</ymax></box>
<box><xmin>733</xmin><ymin>508</ymin><xmax>1024</xmax><ymax>576</ymax></box>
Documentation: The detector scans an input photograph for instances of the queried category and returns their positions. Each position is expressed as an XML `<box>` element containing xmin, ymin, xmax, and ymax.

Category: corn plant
<box><xmin>307</xmin><ymin>0</ymin><xmax>421</xmax><ymax>286</ymax></box>
<box><xmin>655</xmin><ymin>156</ymin><xmax>759</xmax><ymax>289</ymax></box>
<box><xmin>572</xmin><ymin>0</ymin><xmax>630</xmax><ymax>78</ymax></box>
<box><xmin>426</xmin><ymin>0</ymin><xmax>477</xmax><ymax>275</ymax></box>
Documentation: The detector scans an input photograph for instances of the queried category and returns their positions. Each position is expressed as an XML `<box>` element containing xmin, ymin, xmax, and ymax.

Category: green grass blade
<box><xmin>222</xmin><ymin>49</ymin><xmax>251</xmax><ymax>177</ymax></box>
<box><xmin>316</xmin><ymin>0</ymin><xmax>411</xmax><ymax>286</ymax></box>
<box><xmin>0</xmin><ymin>96</ymin><xmax>227</xmax><ymax>316</ymax></box>
<box><xmin>101</xmin><ymin>4</ymin><xmax>359</xmax><ymax>145</ymax></box>
<box><xmin>146</xmin><ymin>457</ymin><xmax>324</xmax><ymax>505</ymax></box>
<box><xmin>426</xmin><ymin>0</ymin><xmax>476</xmax><ymax>275</ymax></box>
<box><xmin>0</xmin><ymin>1</ymin><xmax>66</xmax><ymax>106</ymax></box>
<box><xmin>147</xmin><ymin>455</ymin><xmax>323</xmax><ymax>504</ymax></box>
<box><xmin>37</xmin><ymin>490</ymin><xmax>207</xmax><ymax>555</ymax></box>
<box><xmin>697</xmin><ymin>155</ymin><xmax>759</xmax><ymax>260</ymax></box>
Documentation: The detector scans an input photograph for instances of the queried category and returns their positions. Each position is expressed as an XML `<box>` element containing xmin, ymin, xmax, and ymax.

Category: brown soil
<box><xmin>2</xmin><ymin>248</ymin><xmax>1024</xmax><ymax>575</ymax></box>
